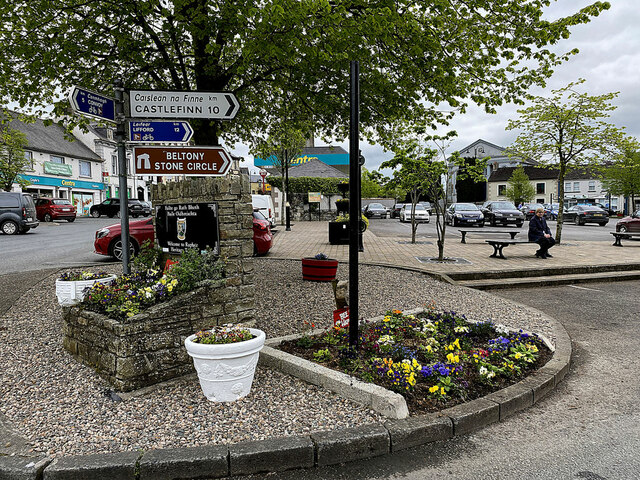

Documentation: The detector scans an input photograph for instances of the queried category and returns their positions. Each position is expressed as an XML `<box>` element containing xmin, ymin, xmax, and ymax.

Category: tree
<box><xmin>382</xmin><ymin>128</ymin><xmax>485</xmax><ymax>257</ymax></box>
<box><xmin>361</xmin><ymin>168</ymin><xmax>386</xmax><ymax>198</ymax></box>
<box><xmin>0</xmin><ymin>125</ymin><xmax>31</xmax><ymax>191</ymax></box>
<box><xmin>0</xmin><ymin>1</ymin><xmax>610</xmax><ymax>146</ymax></box>
<box><xmin>506</xmin><ymin>79</ymin><xmax>633</xmax><ymax>243</ymax></box>
<box><xmin>505</xmin><ymin>166</ymin><xmax>536</xmax><ymax>206</ymax></box>
<box><xmin>600</xmin><ymin>149</ymin><xmax>640</xmax><ymax>211</ymax></box>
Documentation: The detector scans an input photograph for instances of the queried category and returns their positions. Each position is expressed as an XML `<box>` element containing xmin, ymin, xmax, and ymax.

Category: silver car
<box><xmin>399</xmin><ymin>204</ymin><xmax>430</xmax><ymax>223</ymax></box>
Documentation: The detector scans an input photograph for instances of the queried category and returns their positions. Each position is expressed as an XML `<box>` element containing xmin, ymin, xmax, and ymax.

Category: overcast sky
<box><xmin>236</xmin><ymin>0</ymin><xmax>640</xmax><ymax>175</ymax></box>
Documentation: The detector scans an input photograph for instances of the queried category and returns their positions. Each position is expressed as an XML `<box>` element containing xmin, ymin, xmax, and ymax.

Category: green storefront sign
<box><xmin>44</xmin><ymin>162</ymin><xmax>73</xmax><ymax>176</ymax></box>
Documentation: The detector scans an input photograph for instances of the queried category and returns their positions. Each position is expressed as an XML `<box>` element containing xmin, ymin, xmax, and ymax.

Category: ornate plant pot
<box><xmin>184</xmin><ymin>328</ymin><xmax>266</xmax><ymax>402</ymax></box>
<box><xmin>55</xmin><ymin>275</ymin><xmax>117</xmax><ymax>306</ymax></box>
<box><xmin>301</xmin><ymin>257</ymin><xmax>339</xmax><ymax>282</ymax></box>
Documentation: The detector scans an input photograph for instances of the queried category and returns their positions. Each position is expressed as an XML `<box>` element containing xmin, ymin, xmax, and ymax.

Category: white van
<box><xmin>251</xmin><ymin>194</ymin><xmax>275</xmax><ymax>228</ymax></box>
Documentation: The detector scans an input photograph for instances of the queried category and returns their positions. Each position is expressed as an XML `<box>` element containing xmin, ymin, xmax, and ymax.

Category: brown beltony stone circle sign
<box><xmin>133</xmin><ymin>146</ymin><xmax>232</xmax><ymax>176</ymax></box>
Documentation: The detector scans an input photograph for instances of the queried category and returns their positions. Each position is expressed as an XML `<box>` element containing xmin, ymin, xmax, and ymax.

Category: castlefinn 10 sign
<box><xmin>128</xmin><ymin>90</ymin><xmax>239</xmax><ymax>120</ymax></box>
<box><xmin>133</xmin><ymin>146</ymin><xmax>232</xmax><ymax>176</ymax></box>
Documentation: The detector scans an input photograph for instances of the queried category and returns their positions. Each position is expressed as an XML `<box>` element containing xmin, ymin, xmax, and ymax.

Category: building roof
<box><xmin>298</xmin><ymin>145</ymin><xmax>348</xmax><ymax>155</ymax></box>
<box><xmin>286</xmin><ymin>158</ymin><xmax>348</xmax><ymax>178</ymax></box>
<box><xmin>488</xmin><ymin>166</ymin><xmax>559</xmax><ymax>182</ymax></box>
<box><xmin>6</xmin><ymin>112</ymin><xmax>102</xmax><ymax>161</ymax></box>
<box><xmin>564</xmin><ymin>168</ymin><xmax>600</xmax><ymax>180</ymax></box>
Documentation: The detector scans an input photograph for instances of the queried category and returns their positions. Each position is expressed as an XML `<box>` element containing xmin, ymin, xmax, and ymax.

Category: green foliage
<box><xmin>0</xmin><ymin>1</ymin><xmax>610</xmax><ymax>146</ymax></box>
<box><xmin>506</xmin><ymin>79</ymin><xmax>637</xmax><ymax>243</ymax></box>
<box><xmin>0</xmin><ymin>124</ymin><xmax>31</xmax><ymax>191</ymax></box>
<box><xmin>192</xmin><ymin>326</ymin><xmax>254</xmax><ymax>344</ymax></box>
<box><xmin>267</xmin><ymin>176</ymin><xmax>348</xmax><ymax>194</ymax></box>
<box><xmin>504</xmin><ymin>166</ymin><xmax>536</xmax><ymax>205</ymax></box>
<box><xmin>601</xmin><ymin>150</ymin><xmax>640</xmax><ymax>197</ymax></box>
<box><xmin>131</xmin><ymin>240</ymin><xmax>161</xmax><ymax>272</ymax></box>
<box><xmin>313</xmin><ymin>348</ymin><xmax>332</xmax><ymax>363</ymax></box>
<box><xmin>169</xmin><ymin>248</ymin><xmax>225</xmax><ymax>293</ymax></box>
<box><xmin>361</xmin><ymin>168</ymin><xmax>387</xmax><ymax>198</ymax></box>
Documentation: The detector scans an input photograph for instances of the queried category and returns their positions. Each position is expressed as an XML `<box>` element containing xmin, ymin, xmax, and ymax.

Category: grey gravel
<box><xmin>0</xmin><ymin>258</ymin><xmax>555</xmax><ymax>458</ymax></box>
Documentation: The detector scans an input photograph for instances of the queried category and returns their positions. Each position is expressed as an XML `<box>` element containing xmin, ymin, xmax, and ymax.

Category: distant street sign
<box><xmin>128</xmin><ymin>120</ymin><xmax>193</xmax><ymax>143</ymax></box>
<box><xmin>133</xmin><ymin>146</ymin><xmax>232</xmax><ymax>176</ymax></box>
<box><xmin>68</xmin><ymin>86</ymin><xmax>116</xmax><ymax>123</ymax></box>
<box><xmin>128</xmin><ymin>90</ymin><xmax>239</xmax><ymax>120</ymax></box>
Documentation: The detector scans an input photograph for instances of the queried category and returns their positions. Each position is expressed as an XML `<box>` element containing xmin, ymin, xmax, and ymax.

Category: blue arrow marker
<box><xmin>68</xmin><ymin>86</ymin><xmax>116</xmax><ymax>123</ymax></box>
<box><xmin>128</xmin><ymin>121</ymin><xmax>194</xmax><ymax>143</ymax></box>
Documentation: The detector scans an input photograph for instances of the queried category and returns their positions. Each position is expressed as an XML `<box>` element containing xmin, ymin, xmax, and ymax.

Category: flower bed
<box><xmin>278</xmin><ymin>308</ymin><xmax>552</xmax><ymax>414</ymax></box>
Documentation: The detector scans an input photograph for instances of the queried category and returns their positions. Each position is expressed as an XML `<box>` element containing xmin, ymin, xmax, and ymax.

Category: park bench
<box><xmin>485</xmin><ymin>239</ymin><xmax>533</xmax><ymax>259</ymax></box>
<box><xmin>458</xmin><ymin>229</ymin><xmax>520</xmax><ymax>244</ymax></box>
<box><xmin>610</xmin><ymin>231</ymin><xmax>640</xmax><ymax>247</ymax></box>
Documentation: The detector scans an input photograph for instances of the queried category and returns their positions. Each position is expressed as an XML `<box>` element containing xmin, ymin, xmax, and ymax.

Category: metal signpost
<box><xmin>127</xmin><ymin>90</ymin><xmax>239</xmax><ymax>120</ymax></box>
<box><xmin>349</xmin><ymin>61</ymin><xmax>361</xmax><ymax>348</ymax></box>
<box><xmin>128</xmin><ymin>120</ymin><xmax>193</xmax><ymax>143</ymax></box>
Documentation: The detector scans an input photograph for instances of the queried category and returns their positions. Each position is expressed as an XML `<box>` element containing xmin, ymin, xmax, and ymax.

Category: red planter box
<box><xmin>301</xmin><ymin>258</ymin><xmax>339</xmax><ymax>282</ymax></box>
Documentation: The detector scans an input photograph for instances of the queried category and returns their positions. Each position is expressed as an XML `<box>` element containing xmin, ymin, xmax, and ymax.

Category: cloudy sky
<box><xmin>235</xmin><ymin>0</ymin><xmax>640</xmax><ymax>175</ymax></box>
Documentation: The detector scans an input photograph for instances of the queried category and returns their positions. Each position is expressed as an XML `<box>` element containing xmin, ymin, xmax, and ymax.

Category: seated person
<box><xmin>528</xmin><ymin>207</ymin><xmax>555</xmax><ymax>259</ymax></box>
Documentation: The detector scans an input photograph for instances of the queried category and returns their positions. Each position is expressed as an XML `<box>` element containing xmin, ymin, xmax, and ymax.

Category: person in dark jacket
<box><xmin>528</xmin><ymin>207</ymin><xmax>555</xmax><ymax>258</ymax></box>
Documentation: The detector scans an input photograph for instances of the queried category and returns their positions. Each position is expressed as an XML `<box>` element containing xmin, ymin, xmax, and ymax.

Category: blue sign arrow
<box><xmin>68</xmin><ymin>86</ymin><xmax>116</xmax><ymax>123</ymax></box>
<box><xmin>128</xmin><ymin>120</ymin><xmax>194</xmax><ymax>143</ymax></box>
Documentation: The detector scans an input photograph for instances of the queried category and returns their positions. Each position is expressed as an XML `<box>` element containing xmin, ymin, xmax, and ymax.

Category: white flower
<box><xmin>454</xmin><ymin>326</ymin><xmax>469</xmax><ymax>333</ymax></box>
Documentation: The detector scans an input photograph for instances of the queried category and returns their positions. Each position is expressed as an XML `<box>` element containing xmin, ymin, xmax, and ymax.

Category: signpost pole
<box><xmin>348</xmin><ymin>60</ymin><xmax>360</xmax><ymax>348</ymax></box>
<box><xmin>114</xmin><ymin>79</ymin><xmax>131</xmax><ymax>274</ymax></box>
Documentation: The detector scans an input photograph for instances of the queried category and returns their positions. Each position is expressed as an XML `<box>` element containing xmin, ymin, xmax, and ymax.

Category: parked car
<box><xmin>563</xmin><ymin>205</ymin><xmax>609</xmax><ymax>226</ymax></box>
<box><xmin>139</xmin><ymin>201</ymin><xmax>153</xmax><ymax>216</ymax></box>
<box><xmin>543</xmin><ymin>203</ymin><xmax>559</xmax><ymax>220</ymax></box>
<box><xmin>390</xmin><ymin>203</ymin><xmax>405</xmax><ymax>219</ymax></box>
<box><xmin>615</xmin><ymin>210</ymin><xmax>640</xmax><ymax>233</ymax></box>
<box><xmin>363</xmin><ymin>203</ymin><xmax>388</xmax><ymax>219</ymax></box>
<box><xmin>445</xmin><ymin>203</ymin><xmax>484</xmax><ymax>227</ymax></box>
<box><xmin>0</xmin><ymin>192</ymin><xmax>39</xmax><ymax>235</ymax></box>
<box><xmin>251</xmin><ymin>194</ymin><xmax>275</xmax><ymax>228</ymax></box>
<box><xmin>94</xmin><ymin>214</ymin><xmax>272</xmax><ymax>261</ymax></box>
<box><xmin>521</xmin><ymin>203</ymin><xmax>545</xmax><ymax>220</ymax></box>
<box><xmin>481</xmin><ymin>201</ymin><xmax>524</xmax><ymax>227</ymax></box>
<box><xmin>418</xmin><ymin>201</ymin><xmax>433</xmax><ymax>215</ymax></box>
<box><xmin>399</xmin><ymin>204</ymin><xmax>430</xmax><ymax>223</ymax></box>
<box><xmin>90</xmin><ymin>198</ymin><xmax>146</xmax><ymax>218</ymax></box>
<box><xmin>35</xmin><ymin>197</ymin><xmax>76</xmax><ymax>222</ymax></box>
<box><xmin>252</xmin><ymin>210</ymin><xmax>273</xmax><ymax>255</ymax></box>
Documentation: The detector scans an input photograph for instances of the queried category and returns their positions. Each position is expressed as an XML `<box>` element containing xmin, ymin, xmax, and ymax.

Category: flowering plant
<box><xmin>314</xmin><ymin>253</ymin><xmax>329</xmax><ymax>260</ymax></box>
<box><xmin>192</xmin><ymin>325</ymin><xmax>254</xmax><ymax>344</ymax></box>
<box><xmin>279</xmin><ymin>308</ymin><xmax>550</xmax><ymax>414</ymax></box>
<box><xmin>58</xmin><ymin>271</ymin><xmax>112</xmax><ymax>282</ymax></box>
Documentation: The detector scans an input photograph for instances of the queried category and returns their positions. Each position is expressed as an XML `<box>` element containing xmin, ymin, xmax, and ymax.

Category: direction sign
<box><xmin>128</xmin><ymin>90</ymin><xmax>239</xmax><ymax>120</ymax></box>
<box><xmin>128</xmin><ymin>120</ymin><xmax>193</xmax><ymax>143</ymax></box>
<box><xmin>68</xmin><ymin>86</ymin><xmax>116</xmax><ymax>123</ymax></box>
<box><xmin>133</xmin><ymin>146</ymin><xmax>232</xmax><ymax>176</ymax></box>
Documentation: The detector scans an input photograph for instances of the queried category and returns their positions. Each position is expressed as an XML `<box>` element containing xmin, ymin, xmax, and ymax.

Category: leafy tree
<box><xmin>0</xmin><ymin>125</ymin><xmax>31</xmax><ymax>191</ymax></box>
<box><xmin>506</xmin><ymin>79</ymin><xmax>634</xmax><ymax>243</ymax></box>
<box><xmin>600</xmin><ymin>149</ymin><xmax>640</xmax><ymax>212</ymax></box>
<box><xmin>361</xmin><ymin>168</ymin><xmax>386</xmax><ymax>198</ymax></box>
<box><xmin>505</xmin><ymin>166</ymin><xmax>536</xmax><ymax>206</ymax></box>
<box><xmin>0</xmin><ymin>1</ymin><xmax>610</xmax><ymax>146</ymax></box>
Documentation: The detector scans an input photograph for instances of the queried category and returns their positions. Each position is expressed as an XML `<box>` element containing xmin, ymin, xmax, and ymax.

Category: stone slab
<box><xmin>43</xmin><ymin>451</ymin><xmax>139</xmax><ymax>480</ymax></box>
<box><xmin>518</xmin><ymin>371</ymin><xmax>556</xmax><ymax>404</ymax></box>
<box><xmin>484</xmin><ymin>381</ymin><xmax>534</xmax><ymax>420</ymax></box>
<box><xmin>442</xmin><ymin>398</ymin><xmax>500</xmax><ymax>436</ymax></box>
<box><xmin>384</xmin><ymin>414</ymin><xmax>453</xmax><ymax>452</ymax></box>
<box><xmin>138</xmin><ymin>445</ymin><xmax>229</xmax><ymax>480</ymax></box>
<box><xmin>229</xmin><ymin>436</ymin><xmax>314</xmax><ymax>475</ymax></box>
<box><xmin>0</xmin><ymin>456</ymin><xmax>51</xmax><ymax>480</ymax></box>
<box><xmin>311</xmin><ymin>424</ymin><xmax>390</xmax><ymax>467</ymax></box>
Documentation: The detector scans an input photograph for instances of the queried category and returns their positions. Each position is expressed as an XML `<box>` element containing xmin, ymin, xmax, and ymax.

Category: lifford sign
<box><xmin>133</xmin><ymin>146</ymin><xmax>232</xmax><ymax>176</ymax></box>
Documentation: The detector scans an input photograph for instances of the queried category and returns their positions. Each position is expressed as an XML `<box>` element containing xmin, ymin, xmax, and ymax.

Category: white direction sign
<box><xmin>128</xmin><ymin>90</ymin><xmax>239</xmax><ymax>120</ymax></box>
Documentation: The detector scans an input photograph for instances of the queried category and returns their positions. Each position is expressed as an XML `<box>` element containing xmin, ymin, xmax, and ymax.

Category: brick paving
<box><xmin>267</xmin><ymin>221</ymin><xmax>640</xmax><ymax>275</ymax></box>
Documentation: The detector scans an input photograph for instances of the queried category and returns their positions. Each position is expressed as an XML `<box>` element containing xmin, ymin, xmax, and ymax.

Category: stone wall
<box><xmin>62</xmin><ymin>175</ymin><xmax>256</xmax><ymax>391</ymax></box>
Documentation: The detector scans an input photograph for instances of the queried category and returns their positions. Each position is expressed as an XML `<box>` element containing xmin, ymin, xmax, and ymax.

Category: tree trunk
<box><xmin>555</xmin><ymin>163</ymin><xmax>566</xmax><ymax>244</ymax></box>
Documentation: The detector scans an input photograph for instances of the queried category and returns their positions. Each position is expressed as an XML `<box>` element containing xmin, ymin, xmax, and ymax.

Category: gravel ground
<box><xmin>0</xmin><ymin>258</ymin><xmax>556</xmax><ymax>457</ymax></box>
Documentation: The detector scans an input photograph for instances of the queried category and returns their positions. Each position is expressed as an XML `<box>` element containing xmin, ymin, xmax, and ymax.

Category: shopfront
<box><xmin>18</xmin><ymin>175</ymin><xmax>106</xmax><ymax>217</ymax></box>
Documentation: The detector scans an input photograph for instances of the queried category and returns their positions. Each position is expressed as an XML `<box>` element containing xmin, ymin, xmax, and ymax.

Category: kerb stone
<box><xmin>384</xmin><ymin>414</ymin><xmax>453</xmax><ymax>452</ymax></box>
<box><xmin>442</xmin><ymin>398</ymin><xmax>499</xmax><ymax>436</ymax></box>
<box><xmin>42</xmin><ymin>451</ymin><xmax>139</xmax><ymax>480</ymax></box>
<box><xmin>484</xmin><ymin>382</ymin><xmax>534</xmax><ymax>420</ymax></box>
<box><xmin>311</xmin><ymin>424</ymin><xmax>390</xmax><ymax>467</ymax></box>
<box><xmin>138</xmin><ymin>445</ymin><xmax>229</xmax><ymax>480</ymax></box>
<box><xmin>229</xmin><ymin>436</ymin><xmax>314</xmax><ymax>475</ymax></box>
<box><xmin>0</xmin><ymin>457</ymin><xmax>51</xmax><ymax>480</ymax></box>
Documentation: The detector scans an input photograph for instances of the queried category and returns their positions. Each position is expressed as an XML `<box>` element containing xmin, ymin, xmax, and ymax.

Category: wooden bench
<box><xmin>485</xmin><ymin>239</ymin><xmax>533</xmax><ymax>259</ymax></box>
<box><xmin>458</xmin><ymin>229</ymin><xmax>520</xmax><ymax>243</ymax></box>
<box><xmin>610</xmin><ymin>231</ymin><xmax>640</xmax><ymax>246</ymax></box>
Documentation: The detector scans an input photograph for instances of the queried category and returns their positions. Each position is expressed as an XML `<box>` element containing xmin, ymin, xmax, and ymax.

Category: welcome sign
<box><xmin>155</xmin><ymin>203</ymin><xmax>220</xmax><ymax>254</ymax></box>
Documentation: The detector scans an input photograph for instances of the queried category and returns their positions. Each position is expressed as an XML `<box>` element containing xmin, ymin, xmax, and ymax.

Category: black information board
<box><xmin>155</xmin><ymin>203</ymin><xmax>220</xmax><ymax>254</ymax></box>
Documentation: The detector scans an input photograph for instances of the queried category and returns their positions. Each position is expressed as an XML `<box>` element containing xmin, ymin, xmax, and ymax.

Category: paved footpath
<box><xmin>267</xmin><ymin>221</ymin><xmax>640</xmax><ymax>275</ymax></box>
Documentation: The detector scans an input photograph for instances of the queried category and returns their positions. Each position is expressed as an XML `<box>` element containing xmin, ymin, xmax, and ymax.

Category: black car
<box><xmin>390</xmin><ymin>203</ymin><xmax>405</xmax><ymax>219</ymax></box>
<box><xmin>564</xmin><ymin>205</ymin><xmax>609</xmax><ymax>226</ymax></box>
<box><xmin>90</xmin><ymin>198</ymin><xmax>146</xmax><ymax>218</ymax></box>
<box><xmin>445</xmin><ymin>203</ymin><xmax>484</xmax><ymax>227</ymax></box>
<box><xmin>481</xmin><ymin>201</ymin><xmax>524</xmax><ymax>227</ymax></box>
<box><xmin>0</xmin><ymin>192</ymin><xmax>39</xmax><ymax>235</ymax></box>
<box><xmin>363</xmin><ymin>203</ymin><xmax>388</xmax><ymax>219</ymax></box>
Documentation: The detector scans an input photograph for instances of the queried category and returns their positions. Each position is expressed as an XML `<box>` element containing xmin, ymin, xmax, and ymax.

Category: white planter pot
<box><xmin>55</xmin><ymin>275</ymin><xmax>117</xmax><ymax>306</ymax></box>
<box><xmin>184</xmin><ymin>328</ymin><xmax>265</xmax><ymax>402</ymax></box>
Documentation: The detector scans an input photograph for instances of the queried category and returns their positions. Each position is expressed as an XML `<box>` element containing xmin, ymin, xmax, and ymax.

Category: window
<box><xmin>588</xmin><ymin>181</ymin><xmax>596</xmax><ymax>192</ymax></box>
<box><xmin>573</xmin><ymin>182</ymin><xmax>580</xmax><ymax>192</ymax></box>
<box><xmin>79</xmin><ymin>160</ymin><xmax>91</xmax><ymax>177</ymax></box>
<box><xmin>111</xmin><ymin>155</ymin><xmax>118</xmax><ymax>175</ymax></box>
<box><xmin>24</xmin><ymin>151</ymin><xmax>34</xmax><ymax>170</ymax></box>
<box><xmin>536</xmin><ymin>183</ymin><xmax>545</xmax><ymax>194</ymax></box>
<box><xmin>497</xmin><ymin>184</ymin><xmax>507</xmax><ymax>196</ymax></box>
<box><xmin>565</xmin><ymin>182</ymin><xmax>571</xmax><ymax>192</ymax></box>
<box><xmin>50</xmin><ymin>155</ymin><xmax>65</xmax><ymax>164</ymax></box>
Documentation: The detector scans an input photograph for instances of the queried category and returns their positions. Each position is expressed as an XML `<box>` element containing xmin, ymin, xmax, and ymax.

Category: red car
<box><xmin>95</xmin><ymin>214</ymin><xmax>272</xmax><ymax>261</ymax></box>
<box><xmin>616</xmin><ymin>210</ymin><xmax>640</xmax><ymax>233</ymax></box>
<box><xmin>35</xmin><ymin>197</ymin><xmax>76</xmax><ymax>222</ymax></box>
